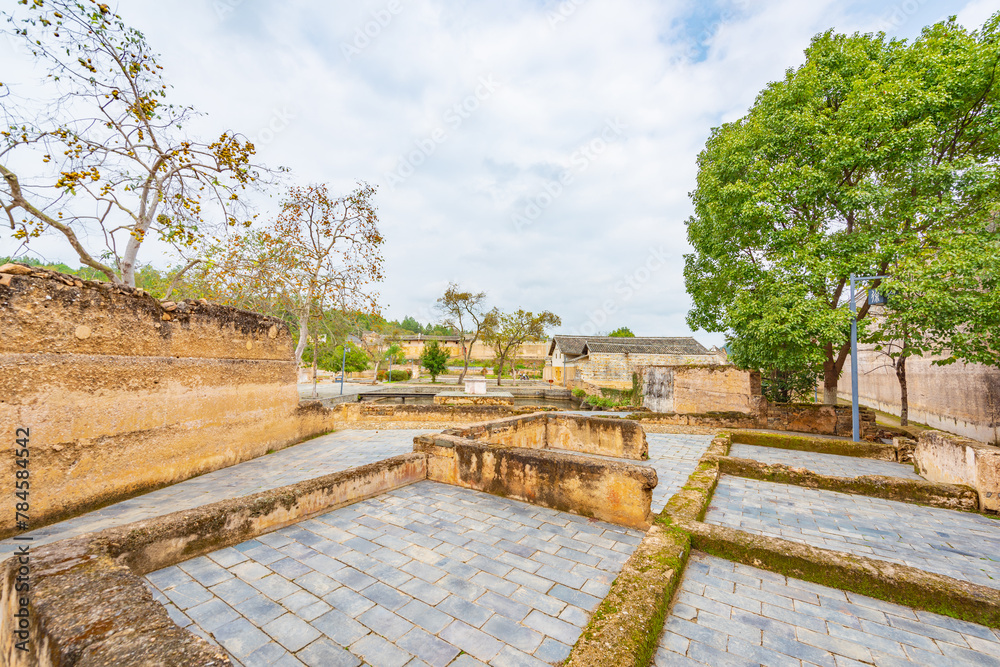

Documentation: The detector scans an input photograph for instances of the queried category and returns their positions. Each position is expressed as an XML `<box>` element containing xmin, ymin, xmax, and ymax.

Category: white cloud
<box><xmin>1</xmin><ymin>0</ymin><xmax>978</xmax><ymax>345</ymax></box>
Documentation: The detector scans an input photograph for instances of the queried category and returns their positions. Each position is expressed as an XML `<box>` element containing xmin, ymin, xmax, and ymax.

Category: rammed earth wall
<box><xmin>0</xmin><ymin>266</ymin><xmax>332</xmax><ymax>537</ymax></box>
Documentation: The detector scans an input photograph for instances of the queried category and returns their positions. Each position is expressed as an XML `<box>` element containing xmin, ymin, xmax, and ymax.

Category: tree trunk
<box><xmin>822</xmin><ymin>368</ymin><xmax>840</xmax><ymax>405</ymax></box>
<box><xmin>311</xmin><ymin>333</ymin><xmax>319</xmax><ymax>399</ymax></box>
<box><xmin>822</xmin><ymin>343</ymin><xmax>848</xmax><ymax>405</ymax></box>
<box><xmin>372</xmin><ymin>359</ymin><xmax>381</xmax><ymax>384</ymax></box>
<box><xmin>458</xmin><ymin>338</ymin><xmax>469</xmax><ymax>384</ymax></box>
<box><xmin>294</xmin><ymin>304</ymin><xmax>311</xmax><ymax>368</ymax></box>
<box><xmin>896</xmin><ymin>355</ymin><xmax>908</xmax><ymax>427</ymax></box>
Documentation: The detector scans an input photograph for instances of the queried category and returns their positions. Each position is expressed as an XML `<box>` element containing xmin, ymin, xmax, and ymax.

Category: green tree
<box><xmin>608</xmin><ymin>327</ymin><xmax>635</xmax><ymax>338</ymax></box>
<box><xmin>400</xmin><ymin>316</ymin><xmax>423</xmax><ymax>334</ymax></box>
<box><xmin>482</xmin><ymin>309</ymin><xmax>561</xmax><ymax>385</ymax></box>
<box><xmin>421</xmin><ymin>340</ymin><xmax>450</xmax><ymax>382</ymax></box>
<box><xmin>685</xmin><ymin>17</ymin><xmax>1000</xmax><ymax>404</ymax></box>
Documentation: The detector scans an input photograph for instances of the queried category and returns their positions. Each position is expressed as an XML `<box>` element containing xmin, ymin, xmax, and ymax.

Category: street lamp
<box><xmin>849</xmin><ymin>273</ymin><xmax>888</xmax><ymax>442</ymax></box>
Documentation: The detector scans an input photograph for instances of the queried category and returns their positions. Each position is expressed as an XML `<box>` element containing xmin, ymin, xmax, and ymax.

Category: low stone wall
<box><xmin>432</xmin><ymin>392</ymin><xmax>515</xmax><ymax>406</ymax></box>
<box><xmin>916</xmin><ymin>431</ymin><xmax>1000</xmax><ymax>513</ymax></box>
<box><xmin>0</xmin><ymin>265</ymin><xmax>338</xmax><ymax>537</ymax></box>
<box><xmin>414</xmin><ymin>433</ymin><xmax>657</xmax><ymax>529</ymax></box>
<box><xmin>765</xmin><ymin>402</ymin><xmax>875</xmax><ymax>437</ymax></box>
<box><xmin>0</xmin><ymin>453</ymin><xmax>425</xmax><ymax>666</ymax></box>
<box><xmin>335</xmin><ymin>402</ymin><xmax>523</xmax><ymax>424</ymax></box>
<box><xmin>446</xmin><ymin>413</ymin><xmax>648</xmax><ymax>460</ymax></box>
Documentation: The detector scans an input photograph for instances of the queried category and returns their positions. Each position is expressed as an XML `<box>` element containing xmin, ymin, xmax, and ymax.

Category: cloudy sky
<box><xmin>2</xmin><ymin>0</ymin><xmax>995</xmax><ymax>345</ymax></box>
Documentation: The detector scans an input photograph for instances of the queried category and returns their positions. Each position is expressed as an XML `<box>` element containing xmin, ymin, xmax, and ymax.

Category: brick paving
<box><xmin>0</xmin><ymin>430</ymin><xmax>422</xmax><ymax>556</ymax></box>
<box><xmin>706</xmin><ymin>476</ymin><xmax>1000</xmax><ymax>589</ymax></box>
<box><xmin>656</xmin><ymin>551</ymin><xmax>1000</xmax><ymax>666</ymax></box>
<box><xmin>145</xmin><ymin>480</ymin><xmax>645</xmax><ymax>667</ymax></box>
<box><xmin>728</xmin><ymin>444</ymin><xmax>924</xmax><ymax>480</ymax></box>
<box><xmin>646</xmin><ymin>434</ymin><xmax>714</xmax><ymax>512</ymax></box>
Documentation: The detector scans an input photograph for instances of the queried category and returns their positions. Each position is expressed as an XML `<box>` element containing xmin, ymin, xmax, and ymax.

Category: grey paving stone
<box><xmin>523</xmin><ymin>610</ymin><xmax>581</xmax><ymax>645</ymax></box>
<box><xmin>491</xmin><ymin>645</ymin><xmax>551</xmax><ymax>667</ymax></box>
<box><xmin>211</xmin><ymin>578</ymin><xmax>260</xmax><ymax>606</ymax></box>
<box><xmin>263</xmin><ymin>613</ymin><xmax>322</xmax><ymax>652</ymax></box>
<box><xmin>234</xmin><ymin>593</ymin><xmax>287</xmax><ymax>627</ymax></box>
<box><xmin>534</xmin><ymin>637</ymin><xmax>572</xmax><ymax>663</ymax></box>
<box><xmin>439</xmin><ymin>620</ymin><xmax>504</xmax><ymax>662</ymax></box>
<box><xmin>350</xmin><ymin>632</ymin><xmax>412</xmax><ymax>667</ymax></box>
<box><xmin>398</xmin><ymin>578</ymin><xmax>448</xmax><ymax>606</ymax></box>
<box><xmin>310</xmin><ymin>608</ymin><xmax>371</xmax><ymax>646</ymax></box>
<box><xmin>233</xmin><ymin>561</ymin><xmax>273</xmax><ymax>582</ymax></box>
<box><xmin>145</xmin><ymin>565</ymin><xmax>191</xmax><ymax>590</ymax></box>
<box><xmin>358</xmin><ymin>605</ymin><xmax>414</xmax><ymax>642</ymax></box>
<box><xmin>297</xmin><ymin>637</ymin><xmax>361</xmax><ymax>667</ymax></box>
<box><xmin>213</xmin><ymin>618</ymin><xmax>273</xmax><ymax>661</ymax></box>
<box><xmin>511</xmin><ymin>587</ymin><xmax>566</xmax><ymax>617</ymax></box>
<box><xmin>396</xmin><ymin>600</ymin><xmax>453</xmax><ymax>634</ymax></box>
<box><xmin>482</xmin><ymin>614</ymin><xmax>543</xmax><ymax>652</ymax></box>
<box><xmin>294</xmin><ymin>571</ymin><xmax>340</xmax><ymax>598</ymax></box>
<box><xmin>436</xmin><ymin>595</ymin><xmax>494</xmax><ymax>628</ymax></box>
<box><xmin>163</xmin><ymin>581</ymin><xmax>214</xmax><ymax>610</ymax></box>
<box><xmin>208</xmin><ymin>547</ymin><xmax>250</xmax><ymax>569</ymax></box>
<box><xmin>180</xmin><ymin>556</ymin><xmax>235</xmax><ymax>587</ymax></box>
<box><xmin>241</xmin><ymin>641</ymin><xmax>290</xmax><ymax>667</ymax></box>
<box><xmin>252</xmin><ymin>574</ymin><xmax>301</xmax><ymax>601</ymax></box>
<box><xmin>476</xmin><ymin>591</ymin><xmax>531</xmax><ymax>622</ymax></box>
<box><xmin>396</xmin><ymin>627</ymin><xmax>460</xmax><ymax>667</ymax></box>
<box><xmin>363</xmin><ymin>582</ymin><xmax>413</xmax><ymax>611</ymax></box>
<box><xmin>324</xmin><ymin>586</ymin><xmax>376</xmax><ymax>617</ymax></box>
<box><xmin>186</xmin><ymin>598</ymin><xmax>241</xmax><ymax>633</ymax></box>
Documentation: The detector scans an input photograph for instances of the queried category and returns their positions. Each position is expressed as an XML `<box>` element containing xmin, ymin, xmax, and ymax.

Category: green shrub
<box><xmin>572</xmin><ymin>388</ymin><xmax>587</xmax><ymax>398</ymax></box>
<box><xmin>377</xmin><ymin>369</ymin><xmax>413</xmax><ymax>382</ymax></box>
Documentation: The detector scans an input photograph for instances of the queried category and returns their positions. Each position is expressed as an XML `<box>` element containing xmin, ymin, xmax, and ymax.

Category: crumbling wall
<box><xmin>642</xmin><ymin>365</ymin><xmax>762</xmax><ymax>414</ymax></box>
<box><xmin>0</xmin><ymin>265</ymin><xmax>328</xmax><ymax>536</ymax></box>
<box><xmin>916</xmin><ymin>430</ymin><xmax>1000</xmax><ymax>513</ymax></box>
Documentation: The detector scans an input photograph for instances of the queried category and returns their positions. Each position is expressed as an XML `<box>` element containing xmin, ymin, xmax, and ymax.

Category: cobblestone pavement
<box><xmin>655</xmin><ymin>551</ymin><xmax>1000</xmax><ymax>666</ymax></box>
<box><xmin>728</xmin><ymin>444</ymin><xmax>924</xmax><ymax>480</ymax></box>
<box><xmin>707</xmin><ymin>476</ymin><xmax>1000</xmax><ymax>589</ymax></box>
<box><xmin>145</xmin><ymin>481</ymin><xmax>644</xmax><ymax>667</ymax></box>
<box><xmin>646</xmin><ymin>434</ymin><xmax>714</xmax><ymax>512</ymax></box>
<box><xmin>0</xmin><ymin>430</ymin><xmax>423</xmax><ymax>555</ymax></box>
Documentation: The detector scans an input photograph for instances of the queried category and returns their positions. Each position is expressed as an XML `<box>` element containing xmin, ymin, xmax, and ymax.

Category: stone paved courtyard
<box><xmin>145</xmin><ymin>481</ymin><xmax>645</xmax><ymax>667</ymax></box>
<box><xmin>0</xmin><ymin>430</ymin><xmax>423</xmax><ymax>555</ymax></box>
<box><xmin>707</xmin><ymin>475</ymin><xmax>1000</xmax><ymax>589</ymax></box>
<box><xmin>655</xmin><ymin>551</ymin><xmax>1000</xmax><ymax>666</ymax></box>
<box><xmin>728</xmin><ymin>444</ymin><xmax>924</xmax><ymax>480</ymax></box>
<box><xmin>646</xmin><ymin>433</ymin><xmax>714</xmax><ymax>512</ymax></box>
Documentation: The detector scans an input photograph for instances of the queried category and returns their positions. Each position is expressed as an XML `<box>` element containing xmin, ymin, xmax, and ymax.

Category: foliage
<box><xmin>684</xmin><ymin>16</ymin><xmax>1000</xmax><ymax>403</ymax></box>
<box><xmin>436</xmin><ymin>283</ymin><xmax>489</xmax><ymax>382</ymax></box>
<box><xmin>420</xmin><ymin>340</ymin><xmax>450</xmax><ymax>382</ymax></box>
<box><xmin>303</xmin><ymin>341</ymin><xmax>369</xmax><ymax>373</ymax></box>
<box><xmin>761</xmin><ymin>368</ymin><xmax>819</xmax><ymax>404</ymax></box>
<box><xmin>207</xmin><ymin>182</ymin><xmax>384</xmax><ymax>365</ymax></box>
<box><xmin>608</xmin><ymin>327</ymin><xmax>635</xmax><ymax>338</ymax></box>
<box><xmin>400</xmin><ymin>316</ymin><xmax>422</xmax><ymax>334</ymax></box>
<box><xmin>482</xmin><ymin>308</ymin><xmax>561</xmax><ymax>385</ymax></box>
<box><xmin>377</xmin><ymin>369</ymin><xmax>412</xmax><ymax>382</ymax></box>
<box><xmin>572</xmin><ymin>388</ymin><xmax>587</xmax><ymax>398</ymax></box>
<box><xmin>1</xmin><ymin>0</ymin><xmax>272</xmax><ymax>285</ymax></box>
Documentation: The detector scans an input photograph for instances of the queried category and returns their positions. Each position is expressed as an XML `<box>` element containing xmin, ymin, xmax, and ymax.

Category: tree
<box><xmin>436</xmin><ymin>283</ymin><xmax>489</xmax><ymax>383</ymax></box>
<box><xmin>421</xmin><ymin>340</ymin><xmax>450</xmax><ymax>382</ymax></box>
<box><xmin>685</xmin><ymin>17</ymin><xmax>1000</xmax><ymax>404</ymax></box>
<box><xmin>482</xmin><ymin>309</ymin><xmax>561</xmax><ymax>385</ymax></box>
<box><xmin>208</xmin><ymin>183</ymin><xmax>384</xmax><ymax>367</ymax></box>
<box><xmin>608</xmin><ymin>327</ymin><xmax>635</xmax><ymax>338</ymax></box>
<box><xmin>1</xmin><ymin>0</ymin><xmax>270</xmax><ymax>285</ymax></box>
<box><xmin>400</xmin><ymin>316</ymin><xmax>422</xmax><ymax>334</ymax></box>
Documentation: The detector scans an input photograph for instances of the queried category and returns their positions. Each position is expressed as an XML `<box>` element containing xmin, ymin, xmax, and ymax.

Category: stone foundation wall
<box><xmin>916</xmin><ymin>430</ymin><xmax>1000</xmax><ymax>513</ymax></box>
<box><xmin>0</xmin><ymin>266</ymin><xmax>329</xmax><ymax>537</ymax></box>
<box><xmin>581</xmin><ymin>352</ymin><xmax>724</xmax><ymax>390</ymax></box>
<box><xmin>765</xmin><ymin>402</ymin><xmax>874</xmax><ymax>437</ymax></box>
<box><xmin>642</xmin><ymin>365</ymin><xmax>762</xmax><ymax>414</ymax></box>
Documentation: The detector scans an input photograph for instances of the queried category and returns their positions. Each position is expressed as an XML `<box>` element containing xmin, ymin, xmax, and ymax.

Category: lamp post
<box><xmin>849</xmin><ymin>274</ymin><xmax>888</xmax><ymax>442</ymax></box>
<box><xmin>340</xmin><ymin>343</ymin><xmax>346</xmax><ymax>396</ymax></box>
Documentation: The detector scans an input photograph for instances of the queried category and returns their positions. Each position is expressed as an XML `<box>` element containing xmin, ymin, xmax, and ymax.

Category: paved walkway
<box><xmin>728</xmin><ymin>444</ymin><xmax>924</xmax><ymax>480</ymax></box>
<box><xmin>647</xmin><ymin>434</ymin><xmax>714</xmax><ymax>512</ymax></box>
<box><xmin>0</xmin><ymin>430</ymin><xmax>423</xmax><ymax>556</ymax></box>
<box><xmin>146</xmin><ymin>481</ymin><xmax>644</xmax><ymax>667</ymax></box>
<box><xmin>706</xmin><ymin>476</ymin><xmax>1000</xmax><ymax>589</ymax></box>
<box><xmin>656</xmin><ymin>551</ymin><xmax>1000</xmax><ymax>666</ymax></box>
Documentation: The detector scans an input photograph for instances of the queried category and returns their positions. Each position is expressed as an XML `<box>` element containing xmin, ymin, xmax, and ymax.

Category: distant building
<box><xmin>544</xmin><ymin>336</ymin><xmax>727</xmax><ymax>389</ymax></box>
<box><xmin>393</xmin><ymin>335</ymin><xmax>548</xmax><ymax>362</ymax></box>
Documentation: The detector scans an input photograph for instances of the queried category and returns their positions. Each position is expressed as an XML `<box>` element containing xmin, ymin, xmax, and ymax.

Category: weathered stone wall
<box><xmin>581</xmin><ymin>352</ymin><xmax>724</xmax><ymax>390</ymax></box>
<box><xmin>444</xmin><ymin>413</ymin><xmax>648</xmax><ymax>460</ymax></box>
<box><xmin>642</xmin><ymin>365</ymin><xmax>762</xmax><ymax>414</ymax></box>
<box><xmin>414</xmin><ymin>433</ymin><xmax>657</xmax><ymax>529</ymax></box>
<box><xmin>837</xmin><ymin>345</ymin><xmax>1000</xmax><ymax>444</ymax></box>
<box><xmin>0</xmin><ymin>266</ymin><xmax>329</xmax><ymax>536</ymax></box>
<box><xmin>916</xmin><ymin>430</ymin><xmax>1000</xmax><ymax>513</ymax></box>
<box><xmin>765</xmin><ymin>402</ymin><xmax>875</xmax><ymax>437</ymax></box>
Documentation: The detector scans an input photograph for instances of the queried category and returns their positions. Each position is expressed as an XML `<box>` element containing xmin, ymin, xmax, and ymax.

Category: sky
<box><xmin>1</xmin><ymin>0</ymin><xmax>995</xmax><ymax>346</ymax></box>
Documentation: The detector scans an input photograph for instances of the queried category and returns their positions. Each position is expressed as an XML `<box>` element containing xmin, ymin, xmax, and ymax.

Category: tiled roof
<box><xmin>550</xmin><ymin>336</ymin><xmax>710</xmax><ymax>357</ymax></box>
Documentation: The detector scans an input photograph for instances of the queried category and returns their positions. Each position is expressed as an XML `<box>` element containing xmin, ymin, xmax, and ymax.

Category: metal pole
<box><xmin>340</xmin><ymin>343</ymin><xmax>346</xmax><ymax>396</ymax></box>
<box><xmin>850</xmin><ymin>275</ymin><xmax>860</xmax><ymax>442</ymax></box>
